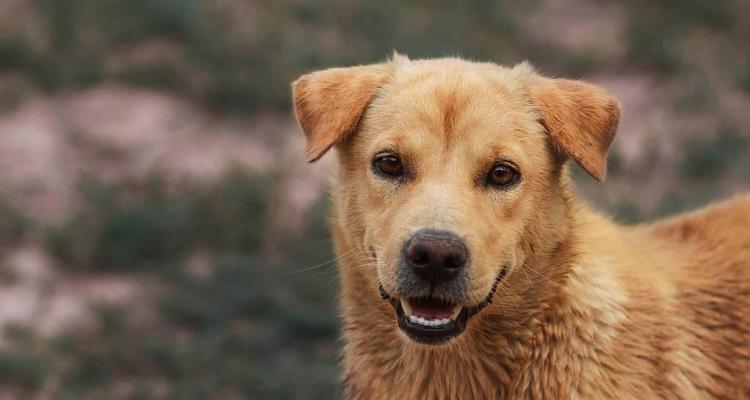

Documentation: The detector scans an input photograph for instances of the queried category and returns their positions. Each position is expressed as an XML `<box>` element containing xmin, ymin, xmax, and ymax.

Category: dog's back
<box><xmin>648</xmin><ymin>194</ymin><xmax>750</xmax><ymax>252</ymax></box>
<box><xmin>640</xmin><ymin>195</ymin><xmax>750</xmax><ymax>397</ymax></box>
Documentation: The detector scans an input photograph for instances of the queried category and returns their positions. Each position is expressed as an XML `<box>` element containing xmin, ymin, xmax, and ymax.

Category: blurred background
<box><xmin>0</xmin><ymin>0</ymin><xmax>748</xmax><ymax>398</ymax></box>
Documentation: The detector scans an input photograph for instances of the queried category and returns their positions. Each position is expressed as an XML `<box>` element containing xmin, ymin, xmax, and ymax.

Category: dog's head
<box><xmin>292</xmin><ymin>55</ymin><xmax>619</xmax><ymax>345</ymax></box>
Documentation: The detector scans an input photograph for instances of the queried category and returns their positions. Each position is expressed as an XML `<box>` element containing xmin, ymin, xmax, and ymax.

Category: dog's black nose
<box><xmin>404</xmin><ymin>230</ymin><xmax>468</xmax><ymax>284</ymax></box>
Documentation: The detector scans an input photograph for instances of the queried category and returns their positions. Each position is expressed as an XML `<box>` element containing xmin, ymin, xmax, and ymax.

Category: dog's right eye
<box><xmin>486</xmin><ymin>162</ymin><xmax>521</xmax><ymax>188</ymax></box>
<box><xmin>373</xmin><ymin>155</ymin><xmax>404</xmax><ymax>178</ymax></box>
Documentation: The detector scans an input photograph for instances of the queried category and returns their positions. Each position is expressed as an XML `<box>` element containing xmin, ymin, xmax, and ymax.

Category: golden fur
<box><xmin>291</xmin><ymin>54</ymin><xmax>750</xmax><ymax>399</ymax></box>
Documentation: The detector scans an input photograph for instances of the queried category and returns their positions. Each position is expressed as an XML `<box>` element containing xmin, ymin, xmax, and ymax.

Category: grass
<box><xmin>5</xmin><ymin>172</ymin><xmax>342</xmax><ymax>399</ymax></box>
<box><xmin>623</xmin><ymin>0</ymin><xmax>735</xmax><ymax>73</ymax></box>
<box><xmin>0</xmin><ymin>0</ymin><xmax>594</xmax><ymax>114</ymax></box>
<box><xmin>0</xmin><ymin>350</ymin><xmax>48</xmax><ymax>391</ymax></box>
<box><xmin>739</xmin><ymin>57</ymin><xmax>750</xmax><ymax>93</ymax></box>
<box><xmin>1</xmin><ymin>1</ymin><xmax>746</xmax><ymax>114</ymax></box>
<box><xmin>45</xmin><ymin>172</ymin><xmax>271</xmax><ymax>271</ymax></box>
<box><xmin>0</xmin><ymin>200</ymin><xmax>27</xmax><ymax>252</ymax></box>
<box><xmin>0</xmin><ymin>1</ymin><xmax>747</xmax><ymax>115</ymax></box>
<box><xmin>679</xmin><ymin>127</ymin><xmax>747</xmax><ymax>181</ymax></box>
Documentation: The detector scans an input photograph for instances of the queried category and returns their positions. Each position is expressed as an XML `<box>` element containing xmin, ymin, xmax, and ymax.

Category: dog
<box><xmin>291</xmin><ymin>54</ymin><xmax>750</xmax><ymax>399</ymax></box>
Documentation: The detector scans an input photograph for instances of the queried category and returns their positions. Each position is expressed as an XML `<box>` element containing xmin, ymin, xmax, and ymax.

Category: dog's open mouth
<box><xmin>395</xmin><ymin>296</ymin><xmax>468</xmax><ymax>344</ymax></box>
<box><xmin>380</xmin><ymin>268</ymin><xmax>506</xmax><ymax>345</ymax></box>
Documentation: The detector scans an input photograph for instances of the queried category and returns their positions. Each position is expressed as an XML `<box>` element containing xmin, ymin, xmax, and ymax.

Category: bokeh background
<box><xmin>0</xmin><ymin>1</ymin><xmax>748</xmax><ymax>398</ymax></box>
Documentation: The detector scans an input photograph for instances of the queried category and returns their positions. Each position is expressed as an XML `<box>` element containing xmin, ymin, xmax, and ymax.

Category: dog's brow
<box><xmin>439</xmin><ymin>87</ymin><xmax>469</xmax><ymax>139</ymax></box>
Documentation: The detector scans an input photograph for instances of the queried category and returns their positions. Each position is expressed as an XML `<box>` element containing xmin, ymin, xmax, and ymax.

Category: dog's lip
<box><xmin>379</xmin><ymin>266</ymin><xmax>507</xmax><ymax>345</ymax></box>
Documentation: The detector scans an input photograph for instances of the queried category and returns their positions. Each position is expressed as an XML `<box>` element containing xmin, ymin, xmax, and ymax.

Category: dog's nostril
<box><xmin>409</xmin><ymin>243</ymin><xmax>431</xmax><ymax>266</ymax></box>
<box><xmin>444</xmin><ymin>253</ymin><xmax>466</xmax><ymax>270</ymax></box>
<box><xmin>404</xmin><ymin>230</ymin><xmax>469</xmax><ymax>284</ymax></box>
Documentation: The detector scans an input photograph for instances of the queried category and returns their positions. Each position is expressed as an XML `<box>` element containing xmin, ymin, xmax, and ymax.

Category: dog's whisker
<box><xmin>282</xmin><ymin>246</ymin><xmax>359</xmax><ymax>275</ymax></box>
<box><xmin>518</xmin><ymin>262</ymin><xmax>562</xmax><ymax>290</ymax></box>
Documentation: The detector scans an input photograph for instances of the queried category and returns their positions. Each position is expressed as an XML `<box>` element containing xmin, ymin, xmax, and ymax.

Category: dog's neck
<box><xmin>333</xmin><ymin>178</ymin><xmax>621</xmax><ymax>399</ymax></box>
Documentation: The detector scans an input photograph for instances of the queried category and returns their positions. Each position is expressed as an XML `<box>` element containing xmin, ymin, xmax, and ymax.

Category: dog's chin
<box><xmin>380</xmin><ymin>269</ymin><xmax>506</xmax><ymax>345</ymax></box>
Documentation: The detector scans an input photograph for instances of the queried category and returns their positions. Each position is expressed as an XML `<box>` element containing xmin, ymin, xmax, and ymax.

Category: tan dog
<box><xmin>291</xmin><ymin>54</ymin><xmax>750</xmax><ymax>399</ymax></box>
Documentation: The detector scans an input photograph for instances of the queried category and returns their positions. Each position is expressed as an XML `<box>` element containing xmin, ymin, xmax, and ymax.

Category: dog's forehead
<box><xmin>362</xmin><ymin>60</ymin><xmax>542</xmax><ymax>155</ymax></box>
<box><xmin>384</xmin><ymin>60</ymin><xmax>518</xmax><ymax>107</ymax></box>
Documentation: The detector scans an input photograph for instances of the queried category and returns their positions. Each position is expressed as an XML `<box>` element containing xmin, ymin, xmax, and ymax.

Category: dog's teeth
<box><xmin>400</xmin><ymin>299</ymin><xmax>413</xmax><ymax>316</ymax></box>
<box><xmin>400</xmin><ymin>298</ymin><xmax>460</xmax><ymax>326</ymax></box>
<box><xmin>407</xmin><ymin>315</ymin><xmax>453</xmax><ymax>327</ymax></box>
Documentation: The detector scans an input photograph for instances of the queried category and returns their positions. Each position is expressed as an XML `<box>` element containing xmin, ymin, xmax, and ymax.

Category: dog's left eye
<box><xmin>486</xmin><ymin>162</ymin><xmax>520</xmax><ymax>188</ymax></box>
<box><xmin>373</xmin><ymin>155</ymin><xmax>404</xmax><ymax>178</ymax></box>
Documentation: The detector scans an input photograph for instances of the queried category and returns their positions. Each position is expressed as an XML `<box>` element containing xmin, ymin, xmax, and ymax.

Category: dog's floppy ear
<box><xmin>292</xmin><ymin>64</ymin><xmax>392</xmax><ymax>162</ymax></box>
<box><xmin>527</xmin><ymin>76</ymin><xmax>620</xmax><ymax>182</ymax></box>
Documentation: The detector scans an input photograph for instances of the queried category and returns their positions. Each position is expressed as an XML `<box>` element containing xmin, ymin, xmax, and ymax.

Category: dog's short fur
<box><xmin>292</xmin><ymin>54</ymin><xmax>750</xmax><ymax>399</ymax></box>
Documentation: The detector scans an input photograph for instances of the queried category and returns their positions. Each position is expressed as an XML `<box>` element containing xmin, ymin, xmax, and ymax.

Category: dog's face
<box><xmin>293</xmin><ymin>55</ymin><xmax>619</xmax><ymax>344</ymax></box>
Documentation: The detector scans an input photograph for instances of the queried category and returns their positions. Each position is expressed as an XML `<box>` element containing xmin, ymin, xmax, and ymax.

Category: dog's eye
<box><xmin>373</xmin><ymin>155</ymin><xmax>404</xmax><ymax>178</ymax></box>
<box><xmin>486</xmin><ymin>163</ymin><xmax>520</xmax><ymax>188</ymax></box>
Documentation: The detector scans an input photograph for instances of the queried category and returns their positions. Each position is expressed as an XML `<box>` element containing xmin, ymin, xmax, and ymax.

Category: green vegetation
<box><xmin>0</xmin><ymin>0</ymin><xmax>530</xmax><ymax>112</ymax></box>
<box><xmin>0</xmin><ymin>0</ymin><xmax>746</xmax><ymax>114</ymax></box>
<box><xmin>624</xmin><ymin>0</ymin><xmax>735</xmax><ymax>73</ymax></box>
<box><xmin>46</xmin><ymin>173</ymin><xmax>272</xmax><ymax>271</ymax></box>
<box><xmin>0</xmin><ymin>201</ymin><xmax>27</xmax><ymax>251</ymax></box>
<box><xmin>1</xmin><ymin>173</ymin><xmax>341</xmax><ymax>398</ymax></box>
<box><xmin>0</xmin><ymin>350</ymin><xmax>48</xmax><ymax>392</ymax></box>
<box><xmin>0</xmin><ymin>1</ymin><xmax>603</xmax><ymax>114</ymax></box>
<box><xmin>680</xmin><ymin>127</ymin><xmax>747</xmax><ymax>181</ymax></box>
<box><xmin>739</xmin><ymin>58</ymin><xmax>750</xmax><ymax>93</ymax></box>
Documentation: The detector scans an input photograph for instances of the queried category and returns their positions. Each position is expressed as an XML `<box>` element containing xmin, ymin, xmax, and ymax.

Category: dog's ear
<box><xmin>527</xmin><ymin>76</ymin><xmax>620</xmax><ymax>182</ymax></box>
<box><xmin>292</xmin><ymin>64</ymin><xmax>392</xmax><ymax>162</ymax></box>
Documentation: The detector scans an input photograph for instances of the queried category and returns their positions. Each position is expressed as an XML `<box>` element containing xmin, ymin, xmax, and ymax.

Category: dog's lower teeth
<box><xmin>408</xmin><ymin>315</ymin><xmax>452</xmax><ymax>327</ymax></box>
<box><xmin>400</xmin><ymin>299</ymin><xmax>462</xmax><ymax>327</ymax></box>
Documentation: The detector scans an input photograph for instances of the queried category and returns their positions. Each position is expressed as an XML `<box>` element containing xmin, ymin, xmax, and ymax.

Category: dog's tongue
<box><xmin>411</xmin><ymin>303</ymin><xmax>454</xmax><ymax>319</ymax></box>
